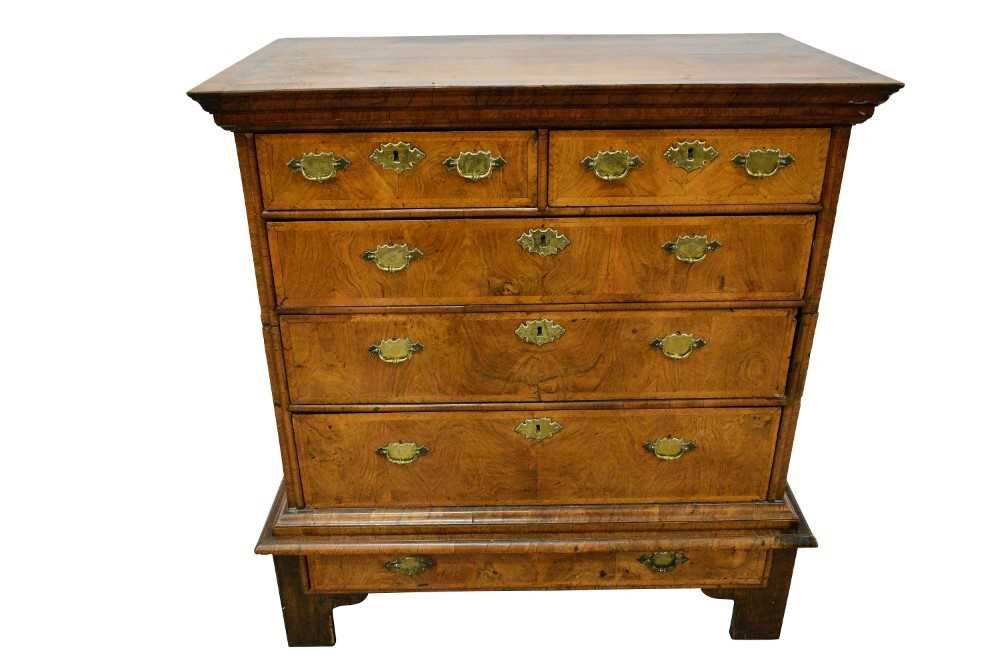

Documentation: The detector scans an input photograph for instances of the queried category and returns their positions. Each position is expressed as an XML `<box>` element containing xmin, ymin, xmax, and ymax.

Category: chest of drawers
<box><xmin>190</xmin><ymin>34</ymin><xmax>900</xmax><ymax>644</ymax></box>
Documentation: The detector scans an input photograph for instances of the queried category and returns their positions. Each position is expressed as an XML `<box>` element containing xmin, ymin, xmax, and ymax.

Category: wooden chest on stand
<box><xmin>189</xmin><ymin>34</ymin><xmax>900</xmax><ymax>644</ymax></box>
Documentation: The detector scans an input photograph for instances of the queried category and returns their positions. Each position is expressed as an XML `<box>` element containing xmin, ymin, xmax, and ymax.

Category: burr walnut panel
<box><xmin>268</xmin><ymin>216</ymin><xmax>815</xmax><ymax>308</ymax></box>
<box><xmin>281</xmin><ymin>309</ymin><xmax>796</xmax><ymax>404</ymax></box>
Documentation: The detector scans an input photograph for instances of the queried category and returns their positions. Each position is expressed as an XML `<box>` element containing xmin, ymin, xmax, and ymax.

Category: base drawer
<box><xmin>307</xmin><ymin>548</ymin><xmax>769</xmax><ymax>592</ymax></box>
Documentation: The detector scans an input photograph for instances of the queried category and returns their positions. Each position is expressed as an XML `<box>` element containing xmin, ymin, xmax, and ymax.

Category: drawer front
<box><xmin>549</xmin><ymin>129</ymin><xmax>829</xmax><ymax>206</ymax></box>
<box><xmin>294</xmin><ymin>407</ymin><xmax>779</xmax><ymax>507</ymax></box>
<box><xmin>257</xmin><ymin>131</ymin><xmax>537</xmax><ymax>210</ymax></box>
<box><xmin>281</xmin><ymin>309</ymin><xmax>795</xmax><ymax>404</ymax></box>
<box><xmin>269</xmin><ymin>216</ymin><xmax>815</xmax><ymax>308</ymax></box>
<box><xmin>307</xmin><ymin>548</ymin><xmax>768</xmax><ymax>592</ymax></box>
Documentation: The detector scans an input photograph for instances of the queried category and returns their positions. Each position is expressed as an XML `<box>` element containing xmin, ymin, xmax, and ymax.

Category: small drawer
<box><xmin>294</xmin><ymin>407</ymin><xmax>779</xmax><ymax>508</ymax></box>
<box><xmin>269</xmin><ymin>215</ymin><xmax>815</xmax><ymax>308</ymax></box>
<box><xmin>280</xmin><ymin>309</ymin><xmax>796</xmax><ymax>404</ymax></box>
<box><xmin>549</xmin><ymin>129</ymin><xmax>829</xmax><ymax>207</ymax></box>
<box><xmin>256</xmin><ymin>131</ymin><xmax>537</xmax><ymax>210</ymax></box>
<box><xmin>307</xmin><ymin>548</ymin><xmax>769</xmax><ymax>592</ymax></box>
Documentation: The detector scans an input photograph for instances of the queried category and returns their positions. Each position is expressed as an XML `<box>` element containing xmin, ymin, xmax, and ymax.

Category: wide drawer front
<box><xmin>281</xmin><ymin>309</ymin><xmax>796</xmax><ymax>404</ymax></box>
<box><xmin>257</xmin><ymin>131</ymin><xmax>537</xmax><ymax>210</ymax></box>
<box><xmin>269</xmin><ymin>216</ymin><xmax>815</xmax><ymax>308</ymax></box>
<box><xmin>549</xmin><ymin>129</ymin><xmax>829</xmax><ymax>206</ymax></box>
<box><xmin>307</xmin><ymin>548</ymin><xmax>768</xmax><ymax>592</ymax></box>
<box><xmin>294</xmin><ymin>407</ymin><xmax>779</xmax><ymax>507</ymax></box>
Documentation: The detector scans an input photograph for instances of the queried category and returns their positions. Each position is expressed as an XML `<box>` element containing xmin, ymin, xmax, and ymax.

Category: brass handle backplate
<box><xmin>663</xmin><ymin>234</ymin><xmax>721</xmax><ymax>264</ymax></box>
<box><xmin>651</xmin><ymin>332</ymin><xmax>707</xmax><ymax>360</ymax></box>
<box><xmin>375</xmin><ymin>441</ymin><xmax>429</xmax><ymax>465</ymax></box>
<box><xmin>514</xmin><ymin>417</ymin><xmax>563</xmax><ymax>441</ymax></box>
<box><xmin>370</xmin><ymin>141</ymin><xmax>426</xmax><ymax>173</ymax></box>
<box><xmin>582</xmin><ymin>149</ymin><xmax>643</xmax><ymax>181</ymax></box>
<box><xmin>384</xmin><ymin>555</ymin><xmax>436</xmax><ymax>576</ymax></box>
<box><xmin>732</xmin><ymin>148</ymin><xmax>795</xmax><ymax>178</ymax></box>
<box><xmin>663</xmin><ymin>140</ymin><xmax>719</xmax><ymax>172</ymax></box>
<box><xmin>638</xmin><ymin>551</ymin><xmax>689</xmax><ymax>573</ymax></box>
<box><xmin>362</xmin><ymin>243</ymin><xmax>423</xmax><ymax>272</ymax></box>
<box><xmin>515</xmin><ymin>319</ymin><xmax>566</xmax><ymax>346</ymax></box>
<box><xmin>644</xmin><ymin>436</ymin><xmax>697</xmax><ymax>461</ymax></box>
<box><xmin>369</xmin><ymin>337</ymin><xmax>423</xmax><ymax>364</ymax></box>
<box><xmin>517</xmin><ymin>228</ymin><xmax>570</xmax><ymax>256</ymax></box>
<box><xmin>443</xmin><ymin>150</ymin><xmax>506</xmax><ymax>181</ymax></box>
<box><xmin>288</xmin><ymin>151</ymin><xmax>351</xmax><ymax>182</ymax></box>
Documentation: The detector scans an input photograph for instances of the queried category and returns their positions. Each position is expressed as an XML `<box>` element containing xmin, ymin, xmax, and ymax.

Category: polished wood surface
<box><xmin>257</xmin><ymin>131</ymin><xmax>536</xmax><ymax>210</ymax></box>
<box><xmin>269</xmin><ymin>215</ymin><xmax>815</xmax><ymax>308</ymax></box>
<box><xmin>293</xmin><ymin>407</ymin><xmax>780</xmax><ymax>508</ymax></box>
<box><xmin>281</xmin><ymin>309</ymin><xmax>796</xmax><ymax>404</ymax></box>
<box><xmin>549</xmin><ymin>129</ymin><xmax>828</xmax><ymax>206</ymax></box>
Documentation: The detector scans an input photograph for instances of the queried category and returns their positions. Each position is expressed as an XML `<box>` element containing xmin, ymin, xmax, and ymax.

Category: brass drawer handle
<box><xmin>443</xmin><ymin>150</ymin><xmax>506</xmax><ymax>181</ymax></box>
<box><xmin>369</xmin><ymin>337</ymin><xmax>423</xmax><ymax>364</ymax></box>
<box><xmin>663</xmin><ymin>140</ymin><xmax>719</xmax><ymax>172</ymax></box>
<box><xmin>376</xmin><ymin>441</ymin><xmax>429</xmax><ymax>465</ymax></box>
<box><xmin>369</xmin><ymin>141</ymin><xmax>426</xmax><ymax>173</ymax></box>
<box><xmin>644</xmin><ymin>435</ymin><xmax>696</xmax><ymax>460</ymax></box>
<box><xmin>651</xmin><ymin>332</ymin><xmax>706</xmax><ymax>360</ymax></box>
<box><xmin>515</xmin><ymin>319</ymin><xmax>566</xmax><ymax>346</ymax></box>
<box><xmin>287</xmin><ymin>151</ymin><xmax>350</xmax><ymax>182</ymax></box>
<box><xmin>514</xmin><ymin>417</ymin><xmax>563</xmax><ymax>441</ymax></box>
<box><xmin>582</xmin><ymin>149</ymin><xmax>643</xmax><ymax>181</ymax></box>
<box><xmin>663</xmin><ymin>234</ymin><xmax>721</xmax><ymax>264</ymax></box>
<box><xmin>362</xmin><ymin>243</ymin><xmax>423</xmax><ymax>272</ymax></box>
<box><xmin>518</xmin><ymin>228</ymin><xmax>570</xmax><ymax>256</ymax></box>
<box><xmin>638</xmin><ymin>551</ymin><xmax>689</xmax><ymax>574</ymax></box>
<box><xmin>732</xmin><ymin>148</ymin><xmax>795</xmax><ymax>178</ymax></box>
<box><xmin>384</xmin><ymin>555</ymin><xmax>436</xmax><ymax>576</ymax></box>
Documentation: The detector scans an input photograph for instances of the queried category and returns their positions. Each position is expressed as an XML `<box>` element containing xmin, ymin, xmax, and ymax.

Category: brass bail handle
<box><xmin>582</xmin><ymin>149</ymin><xmax>643</xmax><ymax>181</ymax></box>
<box><xmin>287</xmin><ymin>151</ymin><xmax>350</xmax><ymax>182</ymax></box>
<box><xmin>443</xmin><ymin>150</ymin><xmax>506</xmax><ymax>181</ymax></box>
<box><xmin>732</xmin><ymin>148</ymin><xmax>795</xmax><ymax>178</ymax></box>
<box><xmin>638</xmin><ymin>551</ymin><xmax>689</xmax><ymax>573</ymax></box>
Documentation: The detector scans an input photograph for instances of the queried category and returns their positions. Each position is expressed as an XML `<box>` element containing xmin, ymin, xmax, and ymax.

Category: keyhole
<box><xmin>535</xmin><ymin>423</ymin><xmax>542</xmax><ymax>433</ymax></box>
<box><xmin>537</xmin><ymin>326</ymin><xmax>543</xmax><ymax>336</ymax></box>
<box><xmin>539</xmin><ymin>234</ymin><xmax>547</xmax><ymax>245</ymax></box>
<box><xmin>687</xmin><ymin>147</ymin><xmax>695</xmax><ymax>160</ymax></box>
<box><xmin>392</xmin><ymin>150</ymin><xmax>400</xmax><ymax>162</ymax></box>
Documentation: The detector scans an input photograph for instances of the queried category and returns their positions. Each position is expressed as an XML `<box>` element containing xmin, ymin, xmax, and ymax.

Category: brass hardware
<box><xmin>732</xmin><ymin>148</ymin><xmax>795</xmax><ymax>178</ymax></box>
<box><xmin>644</xmin><ymin>436</ymin><xmax>697</xmax><ymax>461</ymax></box>
<box><xmin>370</xmin><ymin>141</ymin><xmax>426</xmax><ymax>173</ymax></box>
<box><xmin>581</xmin><ymin>149</ymin><xmax>643</xmax><ymax>181</ymax></box>
<box><xmin>638</xmin><ymin>551</ymin><xmax>689</xmax><ymax>574</ymax></box>
<box><xmin>362</xmin><ymin>243</ymin><xmax>424</xmax><ymax>272</ymax></box>
<box><xmin>287</xmin><ymin>151</ymin><xmax>350</xmax><ymax>182</ymax></box>
<box><xmin>517</xmin><ymin>228</ymin><xmax>571</xmax><ymax>257</ymax></box>
<box><xmin>515</xmin><ymin>319</ymin><xmax>566</xmax><ymax>346</ymax></box>
<box><xmin>514</xmin><ymin>417</ymin><xmax>563</xmax><ymax>441</ymax></box>
<box><xmin>663</xmin><ymin>140</ymin><xmax>719</xmax><ymax>172</ymax></box>
<box><xmin>375</xmin><ymin>441</ymin><xmax>429</xmax><ymax>465</ymax></box>
<box><xmin>651</xmin><ymin>332</ymin><xmax>707</xmax><ymax>360</ymax></box>
<box><xmin>384</xmin><ymin>555</ymin><xmax>436</xmax><ymax>576</ymax></box>
<box><xmin>443</xmin><ymin>150</ymin><xmax>506</xmax><ymax>181</ymax></box>
<box><xmin>663</xmin><ymin>234</ymin><xmax>721</xmax><ymax>264</ymax></box>
<box><xmin>369</xmin><ymin>337</ymin><xmax>424</xmax><ymax>364</ymax></box>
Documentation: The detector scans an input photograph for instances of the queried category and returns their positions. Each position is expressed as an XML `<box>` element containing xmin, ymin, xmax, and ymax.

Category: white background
<box><xmin>3</xmin><ymin>1</ymin><xmax>997</xmax><ymax>664</ymax></box>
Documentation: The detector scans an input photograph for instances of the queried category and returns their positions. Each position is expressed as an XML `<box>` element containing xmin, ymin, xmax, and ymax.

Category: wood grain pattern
<box><xmin>272</xmin><ymin>555</ymin><xmax>366</xmax><ymax>646</ymax></box>
<box><xmin>549</xmin><ymin>129</ymin><xmax>829</xmax><ymax>206</ymax></box>
<box><xmin>268</xmin><ymin>216</ymin><xmax>815</xmax><ymax>308</ymax></box>
<box><xmin>280</xmin><ymin>309</ymin><xmax>796</xmax><ymax>404</ymax></box>
<box><xmin>293</xmin><ymin>407</ymin><xmax>780</xmax><ymax>508</ymax></box>
<box><xmin>307</xmin><ymin>548</ymin><xmax>767</xmax><ymax>593</ymax></box>
<box><xmin>257</xmin><ymin>131</ymin><xmax>536</xmax><ymax>210</ymax></box>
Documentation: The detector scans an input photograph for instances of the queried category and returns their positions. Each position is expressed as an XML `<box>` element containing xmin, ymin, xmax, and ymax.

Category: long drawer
<box><xmin>268</xmin><ymin>216</ymin><xmax>815</xmax><ymax>308</ymax></box>
<box><xmin>294</xmin><ymin>407</ymin><xmax>779</xmax><ymax>508</ymax></box>
<box><xmin>307</xmin><ymin>548</ymin><xmax>769</xmax><ymax>592</ymax></box>
<box><xmin>281</xmin><ymin>309</ymin><xmax>796</xmax><ymax>404</ymax></box>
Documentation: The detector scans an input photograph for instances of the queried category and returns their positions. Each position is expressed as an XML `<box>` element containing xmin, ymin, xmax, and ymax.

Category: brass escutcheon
<box><xmin>370</xmin><ymin>141</ymin><xmax>426</xmax><ymax>173</ymax></box>
<box><xmin>514</xmin><ymin>417</ymin><xmax>563</xmax><ymax>441</ymax></box>
<box><xmin>287</xmin><ymin>151</ymin><xmax>350</xmax><ymax>182</ymax></box>
<box><xmin>375</xmin><ymin>441</ymin><xmax>429</xmax><ymax>465</ymax></box>
<box><xmin>663</xmin><ymin>140</ymin><xmax>719</xmax><ymax>172</ymax></box>
<box><xmin>515</xmin><ymin>319</ymin><xmax>566</xmax><ymax>346</ymax></box>
<box><xmin>517</xmin><ymin>228</ymin><xmax>571</xmax><ymax>257</ymax></box>
<box><xmin>581</xmin><ymin>149</ymin><xmax>643</xmax><ymax>181</ymax></box>
<box><xmin>663</xmin><ymin>234</ymin><xmax>722</xmax><ymax>264</ymax></box>
<box><xmin>369</xmin><ymin>337</ymin><xmax>424</xmax><ymax>364</ymax></box>
<box><xmin>638</xmin><ymin>551</ymin><xmax>689</xmax><ymax>573</ymax></box>
<box><xmin>732</xmin><ymin>148</ymin><xmax>795</xmax><ymax>178</ymax></box>
<box><xmin>644</xmin><ymin>435</ymin><xmax>697</xmax><ymax>461</ymax></box>
<box><xmin>362</xmin><ymin>243</ymin><xmax>423</xmax><ymax>272</ymax></box>
<box><xmin>384</xmin><ymin>555</ymin><xmax>436</xmax><ymax>576</ymax></box>
<box><xmin>651</xmin><ymin>332</ymin><xmax>707</xmax><ymax>360</ymax></box>
<box><xmin>443</xmin><ymin>150</ymin><xmax>506</xmax><ymax>181</ymax></box>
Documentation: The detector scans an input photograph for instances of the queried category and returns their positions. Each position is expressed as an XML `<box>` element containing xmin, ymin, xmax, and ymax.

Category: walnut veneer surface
<box><xmin>190</xmin><ymin>33</ymin><xmax>900</xmax><ymax>645</ymax></box>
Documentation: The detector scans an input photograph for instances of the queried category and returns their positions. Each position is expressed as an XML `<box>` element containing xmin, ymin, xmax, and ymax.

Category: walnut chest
<box><xmin>189</xmin><ymin>34</ymin><xmax>900</xmax><ymax>644</ymax></box>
